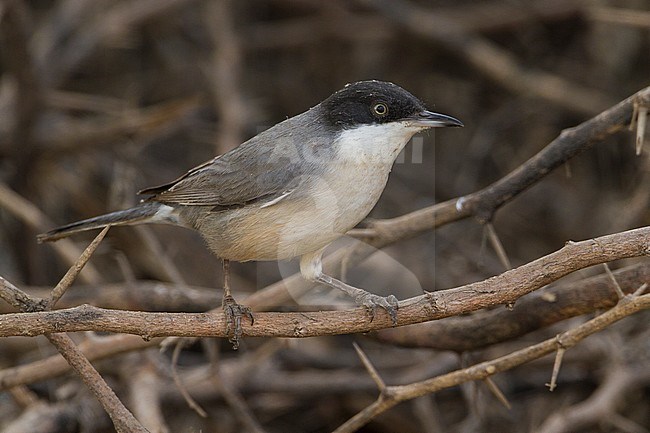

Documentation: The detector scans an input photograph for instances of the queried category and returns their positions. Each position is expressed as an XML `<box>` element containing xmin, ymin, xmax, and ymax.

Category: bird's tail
<box><xmin>37</xmin><ymin>202</ymin><xmax>163</xmax><ymax>242</ymax></box>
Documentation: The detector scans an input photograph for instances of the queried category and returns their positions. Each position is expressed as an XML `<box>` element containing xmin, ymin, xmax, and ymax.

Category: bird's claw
<box><xmin>356</xmin><ymin>293</ymin><xmax>399</xmax><ymax>325</ymax></box>
<box><xmin>222</xmin><ymin>294</ymin><xmax>254</xmax><ymax>350</ymax></box>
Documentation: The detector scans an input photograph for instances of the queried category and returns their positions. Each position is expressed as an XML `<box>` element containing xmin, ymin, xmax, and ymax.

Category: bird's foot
<box><xmin>222</xmin><ymin>294</ymin><xmax>254</xmax><ymax>350</ymax></box>
<box><xmin>354</xmin><ymin>293</ymin><xmax>399</xmax><ymax>325</ymax></box>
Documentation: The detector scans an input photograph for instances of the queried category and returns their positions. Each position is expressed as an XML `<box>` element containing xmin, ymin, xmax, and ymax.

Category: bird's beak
<box><xmin>407</xmin><ymin>110</ymin><xmax>464</xmax><ymax>128</ymax></box>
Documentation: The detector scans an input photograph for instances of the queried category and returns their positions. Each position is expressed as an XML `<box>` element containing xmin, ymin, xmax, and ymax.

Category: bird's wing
<box><xmin>138</xmin><ymin>132</ymin><xmax>306</xmax><ymax>209</ymax></box>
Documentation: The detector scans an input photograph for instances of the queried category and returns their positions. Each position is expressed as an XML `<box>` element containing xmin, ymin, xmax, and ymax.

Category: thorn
<box><xmin>546</xmin><ymin>345</ymin><xmax>566</xmax><ymax>392</ymax></box>
<box><xmin>483</xmin><ymin>377</ymin><xmax>511</xmax><ymax>410</ymax></box>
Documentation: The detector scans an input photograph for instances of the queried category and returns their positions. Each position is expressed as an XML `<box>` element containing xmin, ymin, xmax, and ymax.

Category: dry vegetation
<box><xmin>1</xmin><ymin>1</ymin><xmax>649</xmax><ymax>432</ymax></box>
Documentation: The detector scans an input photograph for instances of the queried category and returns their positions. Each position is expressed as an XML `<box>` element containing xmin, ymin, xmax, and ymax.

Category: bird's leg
<box><xmin>221</xmin><ymin>259</ymin><xmax>253</xmax><ymax>349</ymax></box>
<box><xmin>300</xmin><ymin>250</ymin><xmax>399</xmax><ymax>325</ymax></box>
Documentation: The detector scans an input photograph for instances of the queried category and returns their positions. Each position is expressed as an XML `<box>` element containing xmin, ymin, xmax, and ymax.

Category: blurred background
<box><xmin>0</xmin><ymin>1</ymin><xmax>648</xmax><ymax>432</ymax></box>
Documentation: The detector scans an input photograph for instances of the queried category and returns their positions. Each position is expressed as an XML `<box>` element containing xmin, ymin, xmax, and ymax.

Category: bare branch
<box><xmin>332</xmin><ymin>293</ymin><xmax>650</xmax><ymax>433</ymax></box>
<box><xmin>353</xmin><ymin>342</ymin><xmax>387</xmax><ymax>392</ymax></box>
<box><xmin>1</xmin><ymin>227</ymin><xmax>647</xmax><ymax>339</ymax></box>
<box><xmin>374</xmin><ymin>262</ymin><xmax>650</xmax><ymax>351</ymax></box>
<box><xmin>44</xmin><ymin>333</ymin><xmax>148</xmax><ymax>433</ymax></box>
<box><xmin>538</xmin><ymin>364</ymin><xmax>650</xmax><ymax>433</ymax></box>
<box><xmin>353</xmin><ymin>85</ymin><xmax>649</xmax><ymax>246</ymax></box>
<box><xmin>48</xmin><ymin>226</ymin><xmax>110</xmax><ymax>309</ymax></box>
<box><xmin>0</xmin><ymin>272</ymin><xmax>147</xmax><ymax>432</ymax></box>
<box><xmin>171</xmin><ymin>340</ymin><xmax>207</xmax><ymax>418</ymax></box>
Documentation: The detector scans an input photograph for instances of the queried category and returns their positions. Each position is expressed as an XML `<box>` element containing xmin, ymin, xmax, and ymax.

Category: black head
<box><xmin>319</xmin><ymin>80</ymin><xmax>463</xmax><ymax>130</ymax></box>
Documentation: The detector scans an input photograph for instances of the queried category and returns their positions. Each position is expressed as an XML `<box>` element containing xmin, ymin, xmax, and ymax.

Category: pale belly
<box><xmin>195</xmin><ymin>162</ymin><xmax>391</xmax><ymax>261</ymax></box>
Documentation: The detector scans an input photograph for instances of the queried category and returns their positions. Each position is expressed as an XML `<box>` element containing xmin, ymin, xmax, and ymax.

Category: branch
<box><xmin>230</xmin><ymin>84</ymin><xmax>649</xmax><ymax>315</ymax></box>
<box><xmin>1</xmin><ymin>226</ymin><xmax>648</xmax><ymax>339</ymax></box>
<box><xmin>128</xmin><ymin>359</ymin><xmax>171</xmax><ymax>433</ymax></box>
<box><xmin>333</xmin><ymin>292</ymin><xmax>650</xmax><ymax>433</ymax></box>
<box><xmin>190</xmin><ymin>84</ymin><xmax>649</xmax><ymax>320</ymax></box>
<box><xmin>0</xmin><ymin>230</ymin><xmax>148</xmax><ymax>432</ymax></box>
<box><xmin>44</xmin><ymin>333</ymin><xmax>148</xmax><ymax>433</ymax></box>
<box><xmin>353</xmin><ymin>85</ymin><xmax>650</xmax><ymax>246</ymax></box>
<box><xmin>538</xmin><ymin>359</ymin><xmax>650</xmax><ymax>433</ymax></box>
<box><xmin>374</xmin><ymin>261</ymin><xmax>650</xmax><ymax>351</ymax></box>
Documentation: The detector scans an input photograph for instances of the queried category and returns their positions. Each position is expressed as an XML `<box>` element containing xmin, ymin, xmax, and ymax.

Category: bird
<box><xmin>38</xmin><ymin>80</ymin><xmax>463</xmax><ymax>348</ymax></box>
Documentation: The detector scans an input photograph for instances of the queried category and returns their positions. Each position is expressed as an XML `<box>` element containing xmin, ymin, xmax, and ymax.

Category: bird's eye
<box><xmin>372</xmin><ymin>102</ymin><xmax>388</xmax><ymax>117</ymax></box>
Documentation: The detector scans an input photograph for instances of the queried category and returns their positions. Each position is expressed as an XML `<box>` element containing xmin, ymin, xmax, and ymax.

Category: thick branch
<box><xmin>1</xmin><ymin>227</ymin><xmax>647</xmax><ymax>339</ymax></box>
<box><xmin>374</xmin><ymin>262</ymin><xmax>650</xmax><ymax>351</ymax></box>
<box><xmin>0</xmin><ymin>241</ymin><xmax>147</xmax><ymax>432</ymax></box>
<box><xmin>44</xmin><ymin>333</ymin><xmax>148</xmax><ymax>433</ymax></box>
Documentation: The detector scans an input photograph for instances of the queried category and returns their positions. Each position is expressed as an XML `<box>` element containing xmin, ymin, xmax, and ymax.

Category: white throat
<box><xmin>334</xmin><ymin>122</ymin><xmax>424</xmax><ymax>165</ymax></box>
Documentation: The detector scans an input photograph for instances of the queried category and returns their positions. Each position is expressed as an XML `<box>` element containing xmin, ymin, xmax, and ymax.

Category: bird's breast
<box><xmin>192</xmin><ymin>160</ymin><xmax>392</xmax><ymax>262</ymax></box>
<box><xmin>192</xmin><ymin>124</ymin><xmax>419</xmax><ymax>262</ymax></box>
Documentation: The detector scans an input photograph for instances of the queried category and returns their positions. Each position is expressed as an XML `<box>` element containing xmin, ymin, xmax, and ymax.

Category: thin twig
<box><xmin>129</xmin><ymin>359</ymin><xmax>170</xmax><ymax>433</ymax></box>
<box><xmin>0</xmin><ymin>273</ymin><xmax>147</xmax><ymax>432</ymax></box>
<box><xmin>0</xmin><ymin>334</ymin><xmax>160</xmax><ymax>390</ymax></box>
<box><xmin>8</xmin><ymin>385</ymin><xmax>39</xmax><ymax>407</ymax></box>
<box><xmin>205</xmin><ymin>0</ymin><xmax>248</xmax><ymax>154</ymax></box>
<box><xmin>170</xmin><ymin>340</ymin><xmax>207</xmax><ymax>418</ymax></box>
<box><xmin>353</xmin><ymin>342</ymin><xmax>386</xmax><ymax>391</ymax></box>
<box><xmin>538</xmin><ymin>364</ymin><xmax>650</xmax><ymax>433</ymax></box>
<box><xmin>203</xmin><ymin>339</ymin><xmax>267</xmax><ymax>433</ymax></box>
<box><xmin>0</xmin><ymin>275</ymin><xmax>46</xmax><ymax>312</ymax></box>
<box><xmin>48</xmin><ymin>226</ymin><xmax>110</xmax><ymax>309</ymax></box>
<box><xmin>632</xmin><ymin>282</ymin><xmax>648</xmax><ymax>297</ymax></box>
